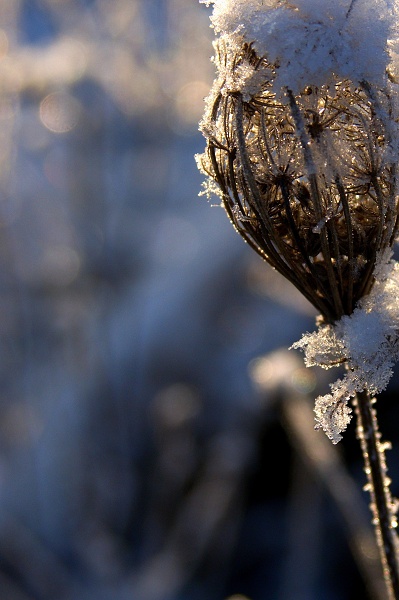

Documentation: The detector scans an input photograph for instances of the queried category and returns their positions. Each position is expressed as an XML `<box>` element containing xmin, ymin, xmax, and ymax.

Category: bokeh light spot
<box><xmin>249</xmin><ymin>356</ymin><xmax>273</xmax><ymax>388</ymax></box>
<box><xmin>39</xmin><ymin>91</ymin><xmax>81</xmax><ymax>133</ymax></box>
<box><xmin>42</xmin><ymin>245</ymin><xmax>81</xmax><ymax>286</ymax></box>
<box><xmin>249</xmin><ymin>350</ymin><xmax>307</xmax><ymax>394</ymax></box>
<box><xmin>291</xmin><ymin>367</ymin><xmax>317</xmax><ymax>394</ymax></box>
<box><xmin>152</xmin><ymin>383</ymin><xmax>200</xmax><ymax>429</ymax></box>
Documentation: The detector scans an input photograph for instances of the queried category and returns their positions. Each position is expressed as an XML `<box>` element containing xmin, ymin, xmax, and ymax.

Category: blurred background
<box><xmin>0</xmin><ymin>1</ymin><xmax>398</xmax><ymax>599</ymax></box>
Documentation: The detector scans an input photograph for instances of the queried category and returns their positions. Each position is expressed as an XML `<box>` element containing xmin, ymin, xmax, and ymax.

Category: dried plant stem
<box><xmin>354</xmin><ymin>389</ymin><xmax>399</xmax><ymax>599</ymax></box>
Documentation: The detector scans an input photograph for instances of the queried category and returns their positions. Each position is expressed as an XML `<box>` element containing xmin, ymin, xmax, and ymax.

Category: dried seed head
<box><xmin>197</xmin><ymin>39</ymin><xmax>399</xmax><ymax>322</ymax></box>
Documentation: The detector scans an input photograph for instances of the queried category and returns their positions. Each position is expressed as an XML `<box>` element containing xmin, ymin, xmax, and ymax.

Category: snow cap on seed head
<box><xmin>201</xmin><ymin>0</ymin><xmax>399</xmax><ymax>93</ymax></box>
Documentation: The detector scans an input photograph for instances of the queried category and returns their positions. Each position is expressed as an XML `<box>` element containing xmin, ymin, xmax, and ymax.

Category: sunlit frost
<box><xmin>292</xmin><ymin>252</ymin><xmax>399</xmax><ymax>443</ymax></box>
<box><xmin>201</xmin><ymin>0</ymin><xmax>399</xmax><ymax>94</ymax></box>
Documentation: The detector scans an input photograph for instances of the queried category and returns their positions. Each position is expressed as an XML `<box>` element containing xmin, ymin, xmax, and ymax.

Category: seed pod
<box><xmin>197</xmin><ymin>40</ymin><xmax>399</xmax><ymax>322</ymax></box>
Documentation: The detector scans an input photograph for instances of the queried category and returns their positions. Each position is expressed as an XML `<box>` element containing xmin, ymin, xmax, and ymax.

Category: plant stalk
<box><xmin>354</xmin><ymin>389</ymin><xmax>399</xmax><ymax>600</ymax></box>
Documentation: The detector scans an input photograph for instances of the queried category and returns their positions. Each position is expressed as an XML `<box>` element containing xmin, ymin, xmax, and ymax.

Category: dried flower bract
<box><xmin>197</xmin><ymin>39</ymin><xmax>399</xmax><ymax>322</ymax></box>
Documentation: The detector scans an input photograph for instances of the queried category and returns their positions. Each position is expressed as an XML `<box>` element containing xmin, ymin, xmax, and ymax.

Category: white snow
<box><xmin>291</xmin><ymin>251</ymin><xmax>399</xmax><ymax>443</ymax></box>
<box><xmin>201</xmin><ymin>0</ymin><xmax>399</xmax><ymax>93</ymax></box>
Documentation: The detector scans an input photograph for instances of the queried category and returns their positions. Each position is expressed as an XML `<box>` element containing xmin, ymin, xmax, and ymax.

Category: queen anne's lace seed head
<box><xmin>197</xmin><ymin>36</ymin><xmax>399</xmax><ymax>321</ymax></box>
<box><xmin>197</xmin><ymin>0</ymin><xmax>399</xmax><ymax>441</ymax></box>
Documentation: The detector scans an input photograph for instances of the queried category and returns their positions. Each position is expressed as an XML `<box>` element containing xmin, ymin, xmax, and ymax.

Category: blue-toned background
<box><xmin>0</xmin><ymin>1</ymin><xmax>397</xmax><ymax>599</ymax></box>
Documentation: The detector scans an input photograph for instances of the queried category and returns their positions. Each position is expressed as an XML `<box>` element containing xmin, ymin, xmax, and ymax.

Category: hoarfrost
<box><xmin>292</xmin><ymin>252</ymin><xmax>399</xmax><ymax>443</ymax></box>
<box><xmin>198</xmin><ymin>174</ymin><xmax>224</xmax><ymax>201</ymax></box>
<box><xmin>200</xmin><ymin>0</ymin><xmax>399</xmax><ymax>94</ymax></box>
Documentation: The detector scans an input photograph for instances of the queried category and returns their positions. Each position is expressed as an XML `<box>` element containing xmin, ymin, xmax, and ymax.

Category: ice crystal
<box><xmin>201</xmin><ymin>0</ymin><xmax>399</xmax><ymax>94</ymax></box>
<box><xmin>292</xmin><ymin>252</ymin><xmax>399</xmax><ymax>443</ymax></box>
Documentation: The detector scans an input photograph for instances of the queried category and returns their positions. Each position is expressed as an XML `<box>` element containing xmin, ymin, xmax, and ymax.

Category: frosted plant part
<box><xmin>292</xmin><ymin>253</ymin><xmax>399</xmax><ymax>442</ymax></box>
<box><xmin>313</xmin><ymin>391</ymin><xmax>353</xmax><ymax>445</ymax></box>
<box><xmin>197</xmin><ymin>1</ymin><xmax>399</xmax><ymax>423</ymax></box>
<box><xmin>197</xmin><ymin>53</ymin><xmax>399</xmax><ymax>321</ymax></box>
<box><xmin>201</xmin><ymin>0</ymin><xmax>399</xmax><ymax>94</ymax></box>
<box><xmin>198</xmin><ymin>1</ymin><xmax>399</xmax><ymax>595</ymax></box>
<box><xmin>197</xmin><ymin>0</ymin><xmax>399</xmax><ymax>323</ymax></box>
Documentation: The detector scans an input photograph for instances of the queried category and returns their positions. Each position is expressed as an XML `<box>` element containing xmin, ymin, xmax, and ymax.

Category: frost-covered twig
<box><xmin>197</xmin><ymin>1</ymin><xmax>399</xmax><ymax>597</ymax></box>
<box><xmin>354</xmin><ymin>389</ymin><xmax>399</xmax><ymax>599</ymax></box>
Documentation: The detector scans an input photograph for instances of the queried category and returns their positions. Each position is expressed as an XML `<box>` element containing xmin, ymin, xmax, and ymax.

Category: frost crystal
<box><xmin>292</xmin><ymin>253</ymin><xmax>399</xmax><ymax>443</ymax></box>
<box><xmin>201</xmin><ymin>0</ymin><xmax>399</xmax><ymax>94</ymax></box>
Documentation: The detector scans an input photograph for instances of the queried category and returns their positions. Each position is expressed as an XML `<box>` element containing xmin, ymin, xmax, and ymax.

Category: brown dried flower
<box><xmin>197</xmin><ymin>41</ymin><xmax>399</xmax><ymax>323</ymax></box>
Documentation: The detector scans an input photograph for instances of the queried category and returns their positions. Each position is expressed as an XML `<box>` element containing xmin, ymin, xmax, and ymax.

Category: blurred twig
<box><xmin>131</xmin><ymin>432</ymin><xmax>254</xmax><ymax>600</ymax></box>
<box><xmin>251</xmin><ymin>349</ymin><xmax>387</xmax><ymax>600</ymax></box>
<box><xmin>279</xmin><ymin>455</ymin><xmax>323</xmax><ymax>600</ymax></box>
<box><xmin>0</xmin><ymin>511</ymin><xmax>75</xmax><ymax>599</ymax></box>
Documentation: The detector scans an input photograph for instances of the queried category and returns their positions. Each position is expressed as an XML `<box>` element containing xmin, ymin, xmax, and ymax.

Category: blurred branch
<box><xmin>131</xmin><ymin>432</ymin><xmax>254</xmax><ymax>600</ymax></box>
<box><xmin>0</xmin><ymin>511</ymin><xmax>75</xmax><ymax>599</ymax></box>
<box><xmin>0</xmin><ymin>572</ymin><xmax>34</xmax><ymax>600</ymax></box>
<box><xmin>279</xmin><ymin>456</ymin><xmax>323</xmax><ymax>600</ymax></box>
<box><xmin>282</xmin><ymin>389</ymin><xmax>387</xmax><ymax>600</ymax></box>
<box><xmin>251</xmin><ymin>349</ymin><xmax>387</xmax><ymax>600</ymax></box>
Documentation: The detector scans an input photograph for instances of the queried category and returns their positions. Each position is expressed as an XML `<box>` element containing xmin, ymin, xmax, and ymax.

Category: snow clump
<box><xmin>200</xmin><ymin>0</ymin><xmax>399</xmax><ymax>94</ymax></box>
<box><xmin>292</xmin><ymin>251</ymin><xmax>399</xmax><ymax>443</ymax></box>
